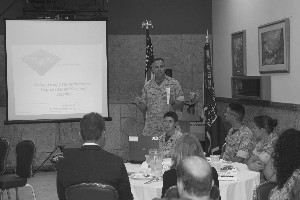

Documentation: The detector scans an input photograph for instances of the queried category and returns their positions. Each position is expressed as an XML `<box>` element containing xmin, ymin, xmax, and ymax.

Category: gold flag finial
<box><xmin>142</xmin><ymin>20</ymin><xmax>153</xmax><ymax>29</ymax></box>
<box><xmin>206</xmin><ymin>29</ymin><xmax>209</xmax><ymax>43</ymax></box>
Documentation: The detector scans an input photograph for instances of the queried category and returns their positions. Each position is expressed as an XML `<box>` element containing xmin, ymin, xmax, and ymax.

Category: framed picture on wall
<box><xmin>231</xmin><ymin>30</ymin><xmax>247</xmax><ymax>76</ymax></box>
<box><xmin>258</xmin><ymin>18</ymin><xmax>290</xmax><ymax>73</ymax></box>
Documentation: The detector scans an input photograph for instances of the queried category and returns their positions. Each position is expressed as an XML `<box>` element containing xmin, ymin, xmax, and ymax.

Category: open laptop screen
<box><xmin>128</xmin><ymin>136</ymin><xmax>159</xmax><ymax>163</ymax></box>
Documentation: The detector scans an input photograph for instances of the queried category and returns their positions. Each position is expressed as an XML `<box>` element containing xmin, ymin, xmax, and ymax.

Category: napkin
<box><xmin>139</xmin><ymin>162</ymin><xmax>151</xmax><ymax>175</ymax></box>
<box><xmin>218</xmin><ymin>174</ymin><xmax>238</xmax><ymax>181</ymax></box>
<box><xmin>141</xmin><ymin>161</ymin><xmax>149</xmax><ymax>170</ymax></box>
<box><xmin>162</xmin><ymin>158</ymin><xmax>172</xmax><ymax>172</ymax></box>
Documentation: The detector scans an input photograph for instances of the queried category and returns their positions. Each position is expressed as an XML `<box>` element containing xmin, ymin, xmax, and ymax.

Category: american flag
<box><xmin>145</xmin><ymin>28</ymin><xmax>154</xmax><ymax>83</ymax></box>
<box><xmin>203</xmin><ymin>40</ymin><xmax>220</xmax><ymax>156</ymax></box>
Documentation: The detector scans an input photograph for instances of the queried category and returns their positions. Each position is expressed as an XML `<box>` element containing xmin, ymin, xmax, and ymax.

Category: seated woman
<box><xmin>159</xmin><ymin>111</ymin><xmax>182</xmax><ymax>158</ymax></box>
<box><xmin>247</xmin><ymin>115</ymin><xmax>278</xmax><ymax>175</ymax></box>
<box><xmin>291</xmin><ymin>175</ymin><xmax>300</xmax><ymax>200</ymax></box>
<box><xmin>265</xmin><ymin>128</ymin><xmax>300</xmax><ymax>200</ymax></box>
<box><xmin>161</xmin><ymin>133</ymin><xmax>219</xmax><ymax>198</ymax></box>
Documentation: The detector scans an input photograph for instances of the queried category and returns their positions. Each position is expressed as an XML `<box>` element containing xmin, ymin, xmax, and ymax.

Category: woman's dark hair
<box><xmin>273</xmin><ymin>128</ymin><xmax>300</xmax><ymax>189</ymax></box>
<box><xmin>164</xmin><ymin>111</ymin><xmax>178</xmax><ymax>122</ymax></box>
<box><xmin>253</xmin><ymin>115</ymin><xmax>278</xmax><ymax>134</ymax></box>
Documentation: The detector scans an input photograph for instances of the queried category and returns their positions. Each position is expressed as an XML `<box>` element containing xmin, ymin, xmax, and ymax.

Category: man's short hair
<box><xmin>176</xmin><ymin>157</ymin><xmax>213</xmax><ymax>197</ymax></box>
<box><xmin>228</xmin><ymin>103</ymin><xmax>245</xmax><ymax>119</ymax></box>
<box><xmin>164</xmin><ymin>111</ymin><xmax>178</xmax><ymax>122</ymax></box>
<box><xmin>80</xmin><ymin>112</ymin><xmax>105</xmax><ymax>141</ymax></box>
<box><xmin>151</xmin><ymin>57</ymin><xmax>164</xmax><ymax>65</ymax></box>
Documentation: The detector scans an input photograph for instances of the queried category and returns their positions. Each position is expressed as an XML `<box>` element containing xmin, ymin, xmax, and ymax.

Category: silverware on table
<box><xmin>144</xmin><ymin>177</ymin><xmax>159</xmax><ymax>184</ymax></box>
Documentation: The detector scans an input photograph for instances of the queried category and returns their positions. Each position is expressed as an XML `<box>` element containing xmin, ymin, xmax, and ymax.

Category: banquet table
<box><xmin>125</xmin><ymin>161</ymin><xmax>260</xmax><ymax>200</ymax></box>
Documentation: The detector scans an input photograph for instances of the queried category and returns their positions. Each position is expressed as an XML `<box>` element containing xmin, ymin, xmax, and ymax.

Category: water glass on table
<box><xmin>210</xmin><ymin>155</ymin><xmax>221</xmax><ymax>174</ymax></box>
<box><xmin>145</xmin><ymin>155</ymin><xmax>150</xmax><ymax>165</ymax></box>
<box><xmin>149</xmin><ymin>149</ymin><xmax>163</xmax><ymax>176</ymax></box>
<box><xmin>210</xmin><ymin>155</ymin><xmax>220</xmax><ymax>162</ymax></box>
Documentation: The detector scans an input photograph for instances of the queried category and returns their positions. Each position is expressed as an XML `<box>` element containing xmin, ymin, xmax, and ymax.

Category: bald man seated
<box><xmin>153</xmin><ymin>156</ymin><xmax>214</xmax><ymax>200</ymax></box>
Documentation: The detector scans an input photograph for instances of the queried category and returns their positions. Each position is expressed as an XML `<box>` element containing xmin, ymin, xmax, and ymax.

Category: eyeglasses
<box><xmin>225</xmin><ymin>110</ymin><xmax>238</xmax><ymax>117</ymax></box>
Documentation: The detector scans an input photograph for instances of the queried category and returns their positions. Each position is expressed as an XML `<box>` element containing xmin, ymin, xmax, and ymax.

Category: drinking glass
<box><xmin>149</xmin><ymin>149</ymin><xmax>157</xmax><ymax>172</ymax></box>
<box><xmin>210</xmin><ymin>155</ymin><xmax>220</xmax><ymax>162</ymax></box>
<box><xmin>145</xmin><ymin>155</ymin><xmax>150</xmax><ymax>165</ymax></box>
<box><xmin>210</xmin><ymin>155</ymin><xmax>221</xmax><ymax>174</ymax></box>
<box><xmin>149</xmin><ymin>149</ymin><xmax>163</xmax><ymax>176</ymax></box>
<box><xmin>154</xmin><ymin>152</ymin><xmax>163</xmax><ymax>176</ymax></box>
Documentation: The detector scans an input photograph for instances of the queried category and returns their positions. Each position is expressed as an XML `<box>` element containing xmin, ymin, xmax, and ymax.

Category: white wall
<box><xmin>212</xmin><ymin>0</ymin><xmax>300</xmax><ymax>104</ymax></box>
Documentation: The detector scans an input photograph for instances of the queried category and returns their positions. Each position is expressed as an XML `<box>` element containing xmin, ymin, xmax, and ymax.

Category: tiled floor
<box><xmin>1</xmin><ymin>171</ymin><xmax>58</xmax><ymax>200</ymax></box>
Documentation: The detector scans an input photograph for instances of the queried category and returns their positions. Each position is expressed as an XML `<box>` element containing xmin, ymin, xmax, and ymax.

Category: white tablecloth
<box><xmin>219</xmin><ymin>162</ymin><xmax>260</xmax><ymax>200</ymax></box>
<box><xmin>125</xmin><ymin>162</ymin><xmax>260</xmax><ymax>200</ymax></box>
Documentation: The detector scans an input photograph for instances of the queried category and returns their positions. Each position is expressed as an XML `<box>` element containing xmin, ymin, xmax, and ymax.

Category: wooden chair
<box><xmin>65</xmin><ymin>183</ymin><xmax>119</xmax><ymax>200</ymax></box>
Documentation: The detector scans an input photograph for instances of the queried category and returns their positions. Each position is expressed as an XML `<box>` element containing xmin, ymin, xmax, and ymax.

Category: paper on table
<box><xmin>166</xmin><ymin>88</ymin><xmax>170</xmax><ymax>104</ymax></box>
<box><xmin>206</xmin><ymin>157</ymin><xmax>225</xmax><ymax>163</ymax></box>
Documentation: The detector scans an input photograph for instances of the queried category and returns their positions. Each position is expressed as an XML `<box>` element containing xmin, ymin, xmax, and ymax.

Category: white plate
<box><xmin>220</xmin><ymin>165</ymin><xmax>238</xmax><ymax>173</ymax></box>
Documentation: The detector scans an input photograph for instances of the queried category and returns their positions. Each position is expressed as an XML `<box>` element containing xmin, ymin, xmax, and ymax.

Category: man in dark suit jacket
<box><xmin>154</xmin><ymin>156</ymin><xmax>214</xmax><ymax>200</ymax></box>
<box><xmin>161</xmin><ymin>163</ymin><xmax>219</xmax><ymax>198</ymax></box>
<box><xmin>56</xmin><ymin>112</ymin><xmax>133</xmax><ymax>200</ymax></box>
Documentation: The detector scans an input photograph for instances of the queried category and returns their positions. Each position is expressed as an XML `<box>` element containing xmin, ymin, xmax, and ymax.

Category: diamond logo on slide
<box><xmin>22</xmin><ymin>49</ymin><xmax>61</xmax><ymax>76</ymax></box>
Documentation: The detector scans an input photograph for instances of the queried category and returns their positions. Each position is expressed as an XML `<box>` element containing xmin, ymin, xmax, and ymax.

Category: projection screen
<box><xmin>5</xmin><ymin>20</ymin><xmax>109</xmax><ymax>123</ymax></box>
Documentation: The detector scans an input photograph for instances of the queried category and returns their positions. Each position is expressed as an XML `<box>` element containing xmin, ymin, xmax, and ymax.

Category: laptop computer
<box><xmin>128</xmin><ymin>136</ymin><xmax>160</xmax><ymax>163</ymax></box>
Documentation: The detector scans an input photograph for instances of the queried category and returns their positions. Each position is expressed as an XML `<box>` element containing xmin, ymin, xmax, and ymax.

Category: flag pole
<box><xmin>203</xmin><ymin>29</ymin><xmax>219</xmax><ymax>156</ymax></box>
<box><xmin>202</xmin><ymin>29</ymin><xmax>209</xmax><ymax>119</ymax></box>
<box><xmin>142</xmin><ymin>20</ymin><xmax>154</xmax><ymax>83</ymax></box>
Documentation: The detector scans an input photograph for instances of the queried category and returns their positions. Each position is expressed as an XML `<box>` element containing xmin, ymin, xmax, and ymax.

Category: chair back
<box><xmin>221</xmin><ymin>142</ymin><xmax>226</xmax><ymax>153</ymax></box>
<box><xmin>164</xmin><ymin>185</ymin><xmax>220</xmax><ymax>199</ymax></box>
<box><xmin>16</xmin><ymin>140</ymin><xmax>35</xmax><ymax>178</ymax></box>
<box><xmin>253</xmin><ymin>181</ymin><xmax>277</xmax><ymax>200</ymax></box>
<box><xmin>210</xmin><ymin>185</ymin><xmax>220</xmax><ymax>200</ymax></box>
<box><xmin>0</xmin><ymin>138</ymin><xmax>9</xmax><ymax>174</ymax></box>
<box><xmin>65</xmin><ymin>183</ymin><xmax>119</xmax><ymax>200</ymax></box>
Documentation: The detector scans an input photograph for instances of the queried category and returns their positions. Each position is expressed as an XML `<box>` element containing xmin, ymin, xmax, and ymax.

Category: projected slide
<box><xmin>12</xmin><ymin>44</ymin><xmax>103</xmax><ymax>115</ymax></box>
<box><xmin>5</xmin><ymin>20</ymin><xmax>109</xmax><ymax>122</ymax></box>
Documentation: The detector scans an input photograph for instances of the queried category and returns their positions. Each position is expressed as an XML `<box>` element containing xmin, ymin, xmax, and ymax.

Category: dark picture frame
<box><xmin>231</xmin><ymin>30</ymin><xmax>247</xmax><ymax>76</ymax></box>
<box><xmin>258</xmin><ymin>18</ymin><xmax>290</xmax><ymax>74</ymax></box>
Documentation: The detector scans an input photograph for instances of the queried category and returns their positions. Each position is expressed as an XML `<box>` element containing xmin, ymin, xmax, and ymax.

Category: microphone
<box><xmin>57</xmin><ymin>145</ymin><xmax>64</xmax><ymax>152</ymax></box>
